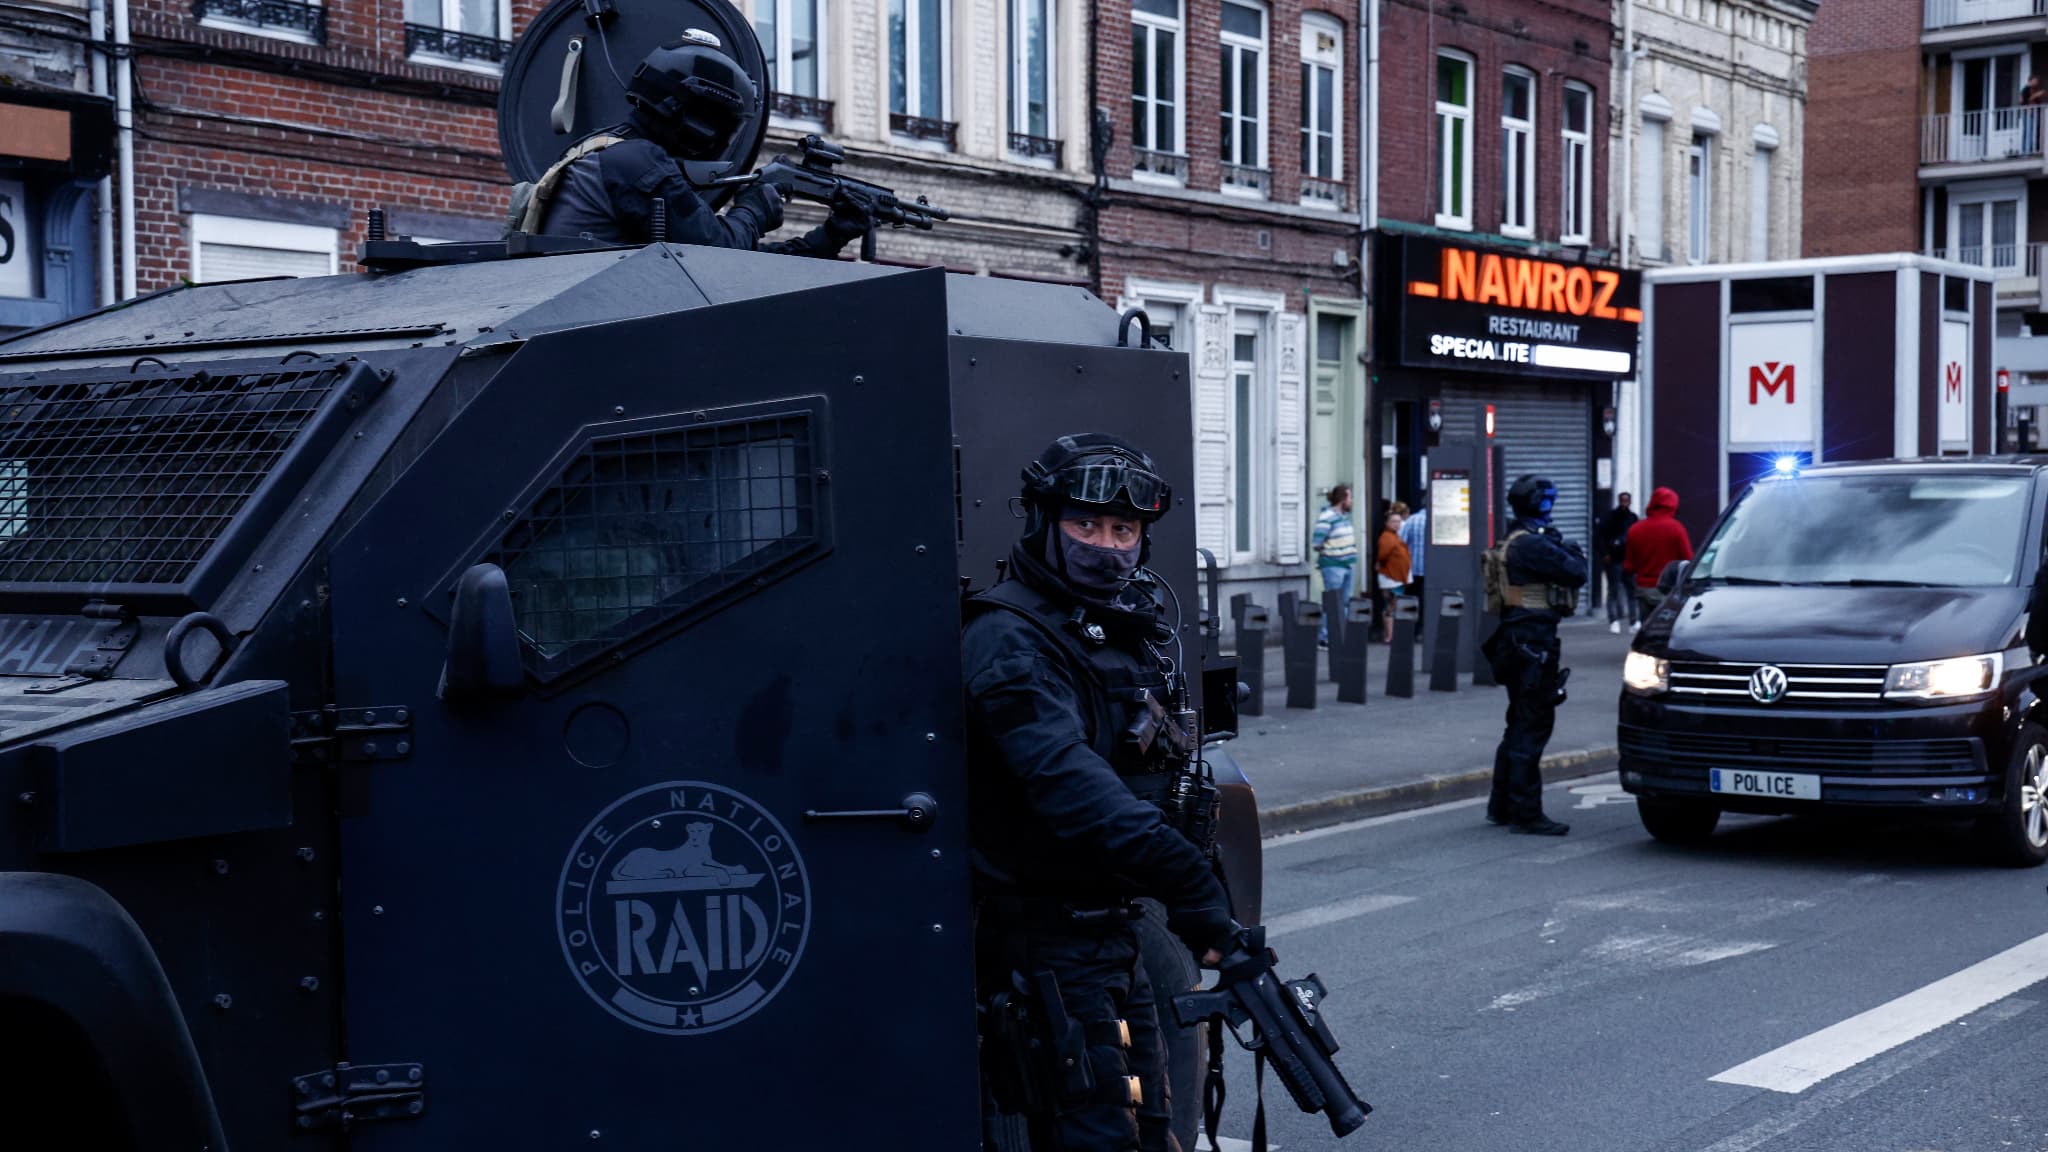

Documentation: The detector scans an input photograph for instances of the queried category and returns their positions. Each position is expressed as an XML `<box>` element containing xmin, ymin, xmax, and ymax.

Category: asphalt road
<box><xmin>1200</xmin><ymin>774</ymin><xmax>2048</xmax><ymax>1152</ymax></box>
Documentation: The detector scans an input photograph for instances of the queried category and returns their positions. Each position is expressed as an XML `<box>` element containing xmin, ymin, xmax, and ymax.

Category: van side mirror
<box><xmin>1656</xmin><ymin>560</ymin><xmax>1690</xmax><ymax>596</ymax></box>
<box><xmin>440</xmin><ymin>563</ymin><xmax>525</xmax><ymax>703</ymax></box>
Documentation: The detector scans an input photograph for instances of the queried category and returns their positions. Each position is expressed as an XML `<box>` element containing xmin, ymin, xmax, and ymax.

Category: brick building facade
<box><xmin>1803</xmin><ymin>0</ymin><xmax>1918</xmax><ymax>259</ymax></box>
<box><xmin>1367</xmin><ymin>0</ymin><xmax>1622</xmax><ymax>568</ymax></box>
<box><xmin>1094</xmin><ymin>0</ymin><xmax>1365</xmax><ymax>609</ymax></box>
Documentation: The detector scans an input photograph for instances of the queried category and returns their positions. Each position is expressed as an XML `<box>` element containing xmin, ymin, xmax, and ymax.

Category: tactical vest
<box><xmin>963</xmin><ymin>578</ymin><xmax>1176</xmax><ymax>806</ymax></box>
<box><xmin>503</xmin><ymin>133</ymin><xmax>626</xmax><ymax>237</ymax></box>
<box><xmin>1482</xmin><ymin>529</ymin><xmax>1578</xmax><ymax>617</ymax></box>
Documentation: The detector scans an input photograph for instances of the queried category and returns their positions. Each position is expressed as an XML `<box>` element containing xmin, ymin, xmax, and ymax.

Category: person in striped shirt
<box><xmin>1311</xmin><ymin>484</ymin><xmax>1359</xmax><ymax>647</ymax></box>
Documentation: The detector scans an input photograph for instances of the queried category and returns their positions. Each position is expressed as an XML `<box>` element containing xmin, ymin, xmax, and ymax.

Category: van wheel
<box><xmin>1984</xmin><ymin>724</ymin><xmax>2048</xmax><ymax>868</ymax></box>
<box><xmin>1637</xmin><ymin>797</ymin><xmax>1720</xmax><ymax>844</ymax></box>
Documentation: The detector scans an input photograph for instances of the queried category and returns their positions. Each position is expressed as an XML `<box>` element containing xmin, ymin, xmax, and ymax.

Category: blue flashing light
<box><xmin>1773</xmin><ymin>455</ymin><xmax>1799</xmax><ymax>476</ymax></box>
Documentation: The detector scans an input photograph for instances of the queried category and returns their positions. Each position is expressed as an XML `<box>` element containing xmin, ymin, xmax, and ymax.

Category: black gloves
<box><xmin>818</xmin><ymin>189</ymin><xmax>875</xmax><ymax>254</ymax></box>
<box><xmin>727</xmin><ymin>181</ymin><xmax>786</xmax><ymax>235</ymax></box>
<box><xmin>1166</xmin><ymin>901</ymin><xmax>1238</xmax><ymax>959</ymax></box>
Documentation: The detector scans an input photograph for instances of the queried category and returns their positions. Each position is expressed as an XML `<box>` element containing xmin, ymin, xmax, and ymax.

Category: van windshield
<box><xmin>1690</xmin><ymin>473</ymin><xmax>2031</xmax><ymax>588</ymax></box>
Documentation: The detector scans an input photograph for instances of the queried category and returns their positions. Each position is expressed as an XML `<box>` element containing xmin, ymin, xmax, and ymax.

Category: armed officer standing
<box><xmin>1482</xmin><ymin>475</ymin><xmax>1589</xmax><ymax>836</ymax></box>
<box><xmin>514</xmin><ymin>30</ymin><xmax>869</xmax><ymax>256</ymax></box>
<box><xmin>964</xmin><ymin>434</ymin><xmax>1237</xmax><ymax>1152</ymax></box>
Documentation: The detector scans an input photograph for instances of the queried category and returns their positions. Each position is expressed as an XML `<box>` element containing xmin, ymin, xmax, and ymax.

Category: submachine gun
<box><xmin>1126</xmin><ymin>634</ymin><xmax>1371</xmax><ymax>1145</ymax></box>
<box><xmin>751</xmin><ymin>135</ymin><xmax>950</xmax><ymax>261</ymax></box>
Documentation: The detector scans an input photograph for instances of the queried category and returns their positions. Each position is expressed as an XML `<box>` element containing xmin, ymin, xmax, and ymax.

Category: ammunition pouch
<box><xmin>1499</xmin><ymin>582</ymin><xmax>1578</xmax><ymax>617</ymax></box>
<box><xmin>980</xmin><ymin>969</ymin><xmax>1138</xmax><ymax>1116</ymax></box>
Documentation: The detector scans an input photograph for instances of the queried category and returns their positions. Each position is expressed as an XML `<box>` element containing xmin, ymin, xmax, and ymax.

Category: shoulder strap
<box><xmin>515</xmin><ymin>133</ymin><xmax>626</xmax><ymax>234</ymax></box>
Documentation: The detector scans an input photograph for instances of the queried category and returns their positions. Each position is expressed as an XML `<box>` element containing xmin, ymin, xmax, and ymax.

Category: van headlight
<box><xmin>1623</xmin><ymin>651</ymin><xmax>1670</xmax><ymax>695</ymax></box>
<box><xmin>1883</xmin><ymin>653</ymin><xmax>2003</xmax><ymax>700</ymax></box>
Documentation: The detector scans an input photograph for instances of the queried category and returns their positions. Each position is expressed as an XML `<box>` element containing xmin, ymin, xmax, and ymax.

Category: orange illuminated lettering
<box><xmin>1478</xmin><ymin>255</ymin><xmax>1508</xmax><ymax>305</ymax></box>
<box><xmin>1565</xmin><ymin>267</ymin><xmax>1594</xmax><ymax>315</ymax></box>
<box><xmin>1540</xmin><ymin>264</ymin><xmax>1567</xmax><ymax>313</ymax></box>
<box><xmin>1444</xmin><ymin>248</ymin><xmax>1478</xmax><ymax>302</ymax></box>
<box><xmin>1507</xmin><ymin>258</ymin><xmax>1543</xmax><ymax>310</ymax></box>
<box><xmin>1592</xmin><ymin>270</ymin><xmax>1621</xmax><ymax>319</ymax></box>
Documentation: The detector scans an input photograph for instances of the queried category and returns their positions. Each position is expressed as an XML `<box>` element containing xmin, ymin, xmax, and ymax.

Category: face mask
<box><xmin>1054</xmin><ymin>528</ymin><xmax>1141</xmax><ymax>594</ymax></box>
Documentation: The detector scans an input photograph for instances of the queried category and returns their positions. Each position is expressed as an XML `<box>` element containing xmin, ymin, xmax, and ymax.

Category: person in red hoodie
<box><xmin>1624</xmin><ymin>487</ymin><xmax>1693</xmax><ymax>628</ymax></box>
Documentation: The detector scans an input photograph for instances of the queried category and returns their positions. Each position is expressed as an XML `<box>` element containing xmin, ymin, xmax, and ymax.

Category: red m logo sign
<box><xmin>1945</xmin><ymin>362</ymin><xmax>1964</xmax><ymax>402</ymax></box>
<box><xmin>1749</xmin><ymin>362</ymin><xmax>1795</xmax><ymax>405</ymax></box>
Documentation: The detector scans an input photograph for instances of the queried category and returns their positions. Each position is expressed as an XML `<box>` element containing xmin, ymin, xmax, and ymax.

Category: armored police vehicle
<box><xmin>0</xmin><ymin>0</ymin><xmax>1267</xmax><ymax>1145</ymax></box>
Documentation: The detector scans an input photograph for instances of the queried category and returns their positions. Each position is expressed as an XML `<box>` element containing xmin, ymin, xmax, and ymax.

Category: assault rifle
<box><xmin>1171</xmin><ymin>926</ymin><xmax>1371</xmax><ymax>1141</ymax></box>
<box><xmin>752</xmin><ymin>135</ymin><xmax>950</xmax><ymax>261</ymax></box>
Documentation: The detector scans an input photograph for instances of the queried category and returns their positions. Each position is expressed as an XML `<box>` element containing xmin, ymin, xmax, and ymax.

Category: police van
<box><xmin>1619</xmin><ymin>458</ymin><xmax>2048</xmax><ymax>866</ymax></box>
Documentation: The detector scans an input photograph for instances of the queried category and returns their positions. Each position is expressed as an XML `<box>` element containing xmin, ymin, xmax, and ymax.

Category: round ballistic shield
<box><xmin>498</xmin><ymin>0</ymin><xmax>769</xmax><ymax>205</ymax></box>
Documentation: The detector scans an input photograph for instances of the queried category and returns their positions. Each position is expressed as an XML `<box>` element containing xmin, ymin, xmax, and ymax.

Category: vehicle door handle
<box><xmin>803</xmin><ymin>791</ymin><xmax>939</xmax><ymax>833</ymax></box>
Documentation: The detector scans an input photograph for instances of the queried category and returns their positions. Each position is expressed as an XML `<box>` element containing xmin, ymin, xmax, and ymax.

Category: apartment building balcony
<box><xmin>1926</xmin><ymin>242</ymin><xmax>2043</xmax><ymax>308</ymax></box>
<box><xmin>1921</xmin><ymin>107</ymin><xmax>2045</xmax><ymax>177</ymax></box>
<box><xmin>1924</xmin><ymin>0</ymin><xmax>2048</xmax><ymax>47</ymax></box>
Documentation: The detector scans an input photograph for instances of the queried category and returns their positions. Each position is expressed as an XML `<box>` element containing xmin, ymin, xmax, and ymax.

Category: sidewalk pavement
<box><xmin>1223</xmin><ymin>616</ymin><xmax>1634</xmax><ymax>836</ymax></box>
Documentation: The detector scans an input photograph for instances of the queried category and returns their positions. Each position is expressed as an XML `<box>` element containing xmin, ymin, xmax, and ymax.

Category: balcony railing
<box><xmin>890</xmin><ymin>112</ymin><xmax>957</xmax><ymax>149</ymax></box>
<box><xmin>1921</xmin><ymin>106</ymin><xmax>2045</xmax><ymax>164</ymax></box>
<box><xmin>1925</xmin><ymin>0</ymin><xmax>2047</xmax><ymax>28</ymax></box>
<box><xmin>1132</xmin><ymin>148</ymin><xmax>1186</xmax><ymax>181</ymax></box>
<box><xmin>1221</xmin><ymin>162</ymin><xmax>1270</xmax><ymax>196</ymax></box>
<box><xmin>1008</xmin><ymin>132</ymin><xmax>1063</xmax><ymax>166</ymax></box>
<box><xmin>405</xmin><ymin>23</ymin><xmax>510</xmax><ymax>65</ymax></box>
<box><xmin>191</xmin><ymin>0</ymin><xmax>324</xmax><ymax>40</ymax></box>
<box><xmin>1300</xmin><ymin>176</ymin><xmax>1350</xmax><ymax>211</ymax></box>
<box><xmin>771</xmin><ymin>92</ymin><xmax>834</xmax><ymax>129</ymax></box>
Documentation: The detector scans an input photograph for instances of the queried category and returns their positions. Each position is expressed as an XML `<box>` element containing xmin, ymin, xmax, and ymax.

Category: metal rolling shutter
<box><xmin>1439</xmin><ymin>381</ymin><xmax>1594</xmax><ymax>559</ymax></box>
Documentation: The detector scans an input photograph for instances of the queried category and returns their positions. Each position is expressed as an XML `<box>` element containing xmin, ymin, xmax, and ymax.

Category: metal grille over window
<box><xmin>0</xmin><ymin>365</ymin><xmax>344</xmax><ymax>586</ymax></box>
<box><xmin>489</xmin><ymin>414</ymin><xmax>820</xmax><ymax>660</ymax></box>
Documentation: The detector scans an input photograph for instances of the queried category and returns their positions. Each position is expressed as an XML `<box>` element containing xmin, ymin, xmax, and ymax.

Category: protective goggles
<box><xmin>1043</xmin><ymin>457</ymin><xmax>1172</xmax><ymax>514</ymax></box>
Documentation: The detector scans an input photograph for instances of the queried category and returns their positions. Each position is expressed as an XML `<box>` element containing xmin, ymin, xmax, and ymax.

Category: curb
<box><xmin>1259</xmin><ymin>745</ymin><xmax>1621</xmax><ymax>838</ymax></box>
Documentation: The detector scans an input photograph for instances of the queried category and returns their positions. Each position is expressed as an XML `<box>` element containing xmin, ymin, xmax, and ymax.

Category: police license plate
<box><xmin>1710</xmin><ymin>768</ymin><xmax>1821</xmax><ymax>801</ymax></box>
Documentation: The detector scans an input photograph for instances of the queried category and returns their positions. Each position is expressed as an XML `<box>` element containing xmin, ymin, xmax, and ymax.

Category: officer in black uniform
<box><xmin>1482</xmin><ymin>474</ymin><xmax>1589</xmax><ymax>836</ymax></box>
<box><xmin>964</xmin><ymin>434</ymin><xmax>1237</xmax><ymax>1152</ymax></box>
<box><xmin>533</xmin><ymin>30</ymin><xmax>870</xmax><ymax>255</ymax></box>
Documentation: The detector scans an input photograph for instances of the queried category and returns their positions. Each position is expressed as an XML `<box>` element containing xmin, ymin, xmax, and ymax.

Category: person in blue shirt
<box><xmin>1397</xmin><ymin>498</ymin><xmax>1428</xmax><ymax>612</ymax></box>
<box><xmin>1310</xmin><ymin>484</ymin><xmax>1359</xmax><ymax>647</ymax></box>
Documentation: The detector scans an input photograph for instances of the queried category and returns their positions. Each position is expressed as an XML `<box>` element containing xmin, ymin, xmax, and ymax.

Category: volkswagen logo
<box><xmin>1748</xmin><ymin>665</ymin><xmax>1789</xmax><ymax>704</ymax></box>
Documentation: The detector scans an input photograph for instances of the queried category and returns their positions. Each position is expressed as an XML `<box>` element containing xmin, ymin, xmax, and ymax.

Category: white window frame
<box><xmin>1687</xmin><ymin>132</ymin><xmax>1712</xmax><ymax>264</ymax></box>
<box><xmin>1749</xmin><ymin>138</ymin><xmax>1775</xmax><ymax>262</ymax></box>
<box><xmin>758</xmin><ymin>0</ymin><xmax>828</xmax><ymax>121</ymax></box>
<box><xmin>1130</xmin><ymin>0</ymin><xmax>1185</xmax><ymax>175</ymax></box>
<box><xmin>1008</xmin><ymin>0</ymin><xmax>1057</xmax><ymax>143</ymax></box>
<box><xmin>1637</xmin><ymin>93</ymin><xmax>1672</xmax><ymax>261</ymax></box>
<box><xmin>1298</xmin><ymin>13</ymin><xmax>1342</xmax><ymax>189</ymax></box>
<box><xmin>1435</xmin><ymin>50</ymin><xmax>1474</xmax><ymax>230</ymax></box>
<box><xmin>1500</xmin><ymin>67</ymin><xmax>1535</xmax><ymax>239</ymax></box>
<box><xmin>1561</xmin><ymin>80</ymin><xmax>1594</xmax><ymax>245</ymax></box>
<box><xmin>197</xmin><ymin>0</ymin><xmax>321</xmax><ymax>46</ymax></box>
<box><xmin>188</xmin><ymin>214</ymin><xmax>338</xmax><ymax>283</ymax></box>
<box><xmin>1219</xmin><ymin>0</ymin><xmax>1268</xmax><ymax>194</ymax></box>
<box><xmin>1123</xmin><ymin>277</ymin><xmax>1202</xmax><ymax>408</ymax></box>
<box><xmin>890</xmin><ymin>0</ymin><xmax>951</xmax><ymax>126</ymax></box>
<box><xmin>1215</xmin><ymin>286</ymin><xmax>1283</xmax><ymax>564</ymax></box>
<box><xmin>403</xmin><ymin>0</ymin><xmax>512</xmax><ymax>73</ymax></box>
<box><xmin>1948</xmin><ymin>179</ymin><xmax>2028</xmax><ymax>274</ymax></box>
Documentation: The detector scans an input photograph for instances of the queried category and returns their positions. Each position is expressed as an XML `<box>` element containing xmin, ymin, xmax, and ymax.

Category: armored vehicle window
<box><xmin>488</xmin><ymin>412</ymin><xmax>821</xmax><ymax>669</ymax></box>
<box><xmin>0</xmin><ymin>364</ymin><xmax>345</xmax><ymax>589</ymax></box>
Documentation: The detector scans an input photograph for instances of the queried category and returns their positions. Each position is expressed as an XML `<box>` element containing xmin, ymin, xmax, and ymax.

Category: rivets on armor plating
<box><xmin>300</xmin><ymin>976</ymin><xmax>320</xmax><ymax>992</ymax></box>
<box><xmin>373</xmin><ymin>905</ymin><xmax>385</xmax><ymax>916</ymax></box>
<box><xmin>931</xmin><ymin>923</ymin><xmax>944</xmax><ymax>934</ymax></box>
<box><xmin>213</xmin><ymin>994</ymin><xmax>233</xmax><ymax>1011</ymax></box>
<box><xmin>915</xmin><ymin>544</ymin><xmax>928</xmax><ymax>554</ymax></box>
<box><xmin>1084</xmin><ymin>624</ymin><xmax>1107</xmax><ymax>643</ymax></box>
<box><xmin>213</xmin><ymin>858</ymin><xmax>230</xmax><ymax>875</ymax></box>
<box><xmin>395</xmin><ymin>597</ymin><xmax>409</xmax><ymax>608</ymax></box>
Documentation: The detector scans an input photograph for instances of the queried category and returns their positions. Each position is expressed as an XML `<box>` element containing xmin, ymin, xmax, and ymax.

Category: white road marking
<box><xmin>1710</xmin><ymin>931</ymin><xmax>2048</xmax><ymax>1094</ymax></box>
<box><xmin>1263</xmin><ymin>773</ymin><xmax>1619</xmax><ymax>848</ymax></box>
<box><xmin>1490</xmin><ymin>932</ymin><xmax>1777</xmax><ymax>1010</ymax></box>
<box><xmin>1195</xmin><ymin>1137</ymin><xmax>1276</xmax><ymax>1152</ymax></box>
<box><xmin>1570</xmin><ymin>782</ymin><xmax>1633</xmax><ymax>809</ymax></box>
<box><xmin>1264</xmin><ymin>893</ymin><xmax>1417</xmax><ymax>939</ymax></box>
<box><xmin>1697</xmin><ymin>999</ymin><xmax>2035</xmax><ymax>1152</ymax></box>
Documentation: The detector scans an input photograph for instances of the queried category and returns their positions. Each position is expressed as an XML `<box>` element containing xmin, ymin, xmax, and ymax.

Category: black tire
<box><xmin>1637</xmin><ymin>796</ymin><xmax>1721</xmax><ymax>844</ymax></box>
<box><xmin>1982</xmin><ymin>722</ymin><xmax>2048</xmax><ymax>868</ymax></box>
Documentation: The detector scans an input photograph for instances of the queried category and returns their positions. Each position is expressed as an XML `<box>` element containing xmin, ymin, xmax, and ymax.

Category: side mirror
<box><xmin>1656</xmin><ymin>560</ymin><xmax>1690</xmax><ymax>597</ymax></box>
<box><xmin>439</xmin><ymin>563</ymin><xmax>525</xmax><ymax>703</ymax></box>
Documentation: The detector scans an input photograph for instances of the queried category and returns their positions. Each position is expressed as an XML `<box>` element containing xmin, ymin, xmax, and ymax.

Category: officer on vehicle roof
<box><xmin>1482</xmin><ymin>474</ymin><xmax>1589</xmax><ymax>836</ymax></box>
<box><xmin>522</xmin><ymin>30</ymin><xmax>870</xmax><ymax>256</ymax></box>
<box><xmin>964</xmin><ymin>434</ymin><xmax>1238</xmax><ymax>1152</ymax></box>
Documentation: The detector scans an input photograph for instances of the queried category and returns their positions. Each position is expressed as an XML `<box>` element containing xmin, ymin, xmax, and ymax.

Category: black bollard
<box><xmin>1279</xmin><ymin>591</ymin><xmax>1321</xmax><ymax>710</ymax></box>
<box><xmin>1471</xmin><ymin>604</ymin><xmax>1498</xmax><ymax>687</ymax></box>
<box><xmin>1322</xmin><ymin>587</ymin><xmax>1345</xmax><ymax>681</ymax></box>
<box><xmin>1237</xmin><ymin>603</ymin><xmax>1269</xmax><ymax>717</ymax></box>
<box><xmin>1385</xmin><ymin>595</ymin><xmax>1419</xmax><ymax>698</ymax></box>
<box><xmin>1336</xmin><ymin>597</ymin><xmax>1371</xmax><ymax>704</ymax></box>
<box><xmin>1430</xmin><ymin>592</ymin><xmax>1464</xmax><ymax>693</ymax></box>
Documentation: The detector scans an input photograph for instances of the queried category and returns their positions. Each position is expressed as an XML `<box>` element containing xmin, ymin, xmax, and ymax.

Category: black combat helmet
<box><xmin>1021</xmin><ymin>433</ymin><xmax>1173</xmax><ymax>524</ymax></box>
<box><xmin>625</xmin><ymin>30</ymin><xmax>757</xmax><ymax>159</ymax></box>
<box><xmin>1508</xmin><ymin>474</ymin><xmax>1559</xmax><ymax>522</ymax></box>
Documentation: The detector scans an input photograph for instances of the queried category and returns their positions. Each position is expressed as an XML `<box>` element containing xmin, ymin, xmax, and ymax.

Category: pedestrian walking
<box><xmin>1598</xmin><ymin>492</ymin><xmax>1640</xmax><ymax>634</ymax></box>
<box><xmin>1375</xmin><ymin>511</ymin><xmax>1410</xmax><ymax>642</ymax></box>
<box><xmin>1398</xmin><ymin>499</ymin><xmax>1428</xmax><ymax>612</ymax></box>
<box><xmin>1481</xmin><ymin>475</ymin><xmax>1588</xmax><ymax>836</ymax></box>
<box><xmin>1624</xmin><ymin>487</ymin><xmax>1693</xmax><ymax>625</ymax></box>
<box><xmin>1311</xmin><ymin>484</ymin><xmax>1359</xmax><ymax>648</ymax></box>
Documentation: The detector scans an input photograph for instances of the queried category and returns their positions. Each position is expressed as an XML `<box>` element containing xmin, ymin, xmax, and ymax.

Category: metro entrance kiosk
<box><xmin>1421</xmin><ymin>418</ymin><xmax>1503</xmax><ymax>681</ymax></box>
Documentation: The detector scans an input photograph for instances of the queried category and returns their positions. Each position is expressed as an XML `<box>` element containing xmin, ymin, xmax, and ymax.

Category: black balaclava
<box><xmin>1046</xmin><ymin>505</ymin><xmax>1142</xmax><ymax>596</ymax></box>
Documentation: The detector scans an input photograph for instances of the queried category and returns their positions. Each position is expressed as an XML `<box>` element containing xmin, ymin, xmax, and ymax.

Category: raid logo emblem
<box><xmin>558</xmin><ymin>782</ymin><xmax>810</xmax><ymax>1035</ymax></box>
